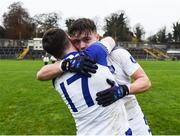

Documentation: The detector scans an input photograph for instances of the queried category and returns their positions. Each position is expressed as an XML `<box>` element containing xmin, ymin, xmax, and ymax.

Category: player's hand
<box><xmin>61</xmin><ymin>55</ymin><xmax>98</xmax><ymax>77</ymax></box>
<box><xmin>96</xmin><ymin>79</ymin><xmax>129</xmax><ymax>107</ymax></box>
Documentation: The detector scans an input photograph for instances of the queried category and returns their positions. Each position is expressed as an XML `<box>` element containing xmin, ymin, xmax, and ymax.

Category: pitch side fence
<box><xmin>0</xmin><ymin>39</ymin><xmax>180</xmax><ymax>60</ymax></box>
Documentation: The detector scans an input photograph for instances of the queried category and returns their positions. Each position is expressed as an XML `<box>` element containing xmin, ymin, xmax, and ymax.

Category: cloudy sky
<box><xmin>0</xmin><ymin>0</ymin><xmax>179</xmax><ymax>37</ymax></box>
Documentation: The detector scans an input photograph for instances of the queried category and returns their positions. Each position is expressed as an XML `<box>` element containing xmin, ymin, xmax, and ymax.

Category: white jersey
<box><xmin>108</xmin><ymin>46</ymin><xmax>151</xmax><ymax>135</ymax></box>
<box><xmin>108</xmin><ymin>47</ymin><xmax>140</xmax><ymax>109</ymax></box>
<box><xmin>54</xmin><ymin>42</ymin><xmax>130</xmax><ymax>135</ymax></box>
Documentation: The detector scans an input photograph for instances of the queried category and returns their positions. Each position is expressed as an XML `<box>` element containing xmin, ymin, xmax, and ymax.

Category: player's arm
<box><xmin>37</xmin><ymin>36</ymin><xmax>115</xmax><ymax>81</ymax></box>
<box><xmin>129</xmin><ymin>67</ymin><xmax>151</xmax><ymax>94</ymax></box>
<box><xmin>96</xmin><ymin>68</ymin><xmax>151</xmax><ymax>107</ymax></box>
<box><xmin>111</xmin><ymin>49</ymin><xmax>151</xmax><ymax>94</ymax></box>
<box><xmin>96</xmin><ymin>49</ymin><xmax>151</xmax><ymax>106</ymax></box>
<box><xmin>37</xmin><ymin>56</ymin><xmax>98</xmax><ymax>81</ymax></box>
<box><xmin>100</xmin><ymin>36</ymin><xmax>116</xmax><ymax>53</ymax></box>
<box><xmin>37</xmin><ymin>62</ymin><xmax>61</xmax><ymax>81</ymax></box>
<box><xmin>99</xmin><ymin>65</ymin><xmax>151</xmax><ymax>95</ymax></box>
<box><xmin>84</xmin><ymin>36</ymin><xmax>116</xmax><ymax>65</ymax></box>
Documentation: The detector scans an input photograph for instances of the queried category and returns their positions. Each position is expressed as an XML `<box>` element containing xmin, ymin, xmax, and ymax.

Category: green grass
<box><xmin>0</xmin><ymin>60</ymin><xmax>75</xmax><ymax>135</ymax></box>
<box><xmin>137</xmin><ymin>61</ymin><xmax>180</xmax><ymax>134</ymax></box>
<box><xmin>0</xmin><ymin>60</ymin><xmax>180</xmax><ymax>134</ymax></box>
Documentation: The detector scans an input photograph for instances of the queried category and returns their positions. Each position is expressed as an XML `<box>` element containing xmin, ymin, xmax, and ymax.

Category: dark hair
<box><xmin>42</xmin><ymin>28</ymin><xmax>70</xmax><ymax>59</ymax></box>
<box><xmin>68</xmin><ymin>18</ymin><xmax>97</xmax><ymax>37</ymax></box>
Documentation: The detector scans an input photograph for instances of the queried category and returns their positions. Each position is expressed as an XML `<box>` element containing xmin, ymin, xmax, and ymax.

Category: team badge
<box><xmin>130</xmin><ymin>56</ymin><xmax>136</xmax><ymax>63</ymax></box>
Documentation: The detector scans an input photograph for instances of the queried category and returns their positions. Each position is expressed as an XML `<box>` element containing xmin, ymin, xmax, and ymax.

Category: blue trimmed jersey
<box><xmin>108</xmin><ymin>46</ymin><xmax>151</xmax><ymax>135</ymax></box>
<box><xmin>54</xmin><ymin>42</ymin><xmax>130</xmax><ymax>135</ymax></box>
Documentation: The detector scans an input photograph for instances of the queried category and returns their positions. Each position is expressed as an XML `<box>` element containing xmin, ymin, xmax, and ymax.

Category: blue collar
<box><xmin>62</xmin><ymin>51</ymin><xmax>79</xmax><ymax>60</ymax></box>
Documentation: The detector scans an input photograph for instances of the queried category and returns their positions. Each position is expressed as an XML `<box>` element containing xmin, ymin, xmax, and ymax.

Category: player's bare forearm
<box><xmin>129</xmin><ymin>67</ymin><xmax>151</xmax><ymax>94</ymax></box>
<box><xmin>36</xmin><ymin>62</ymin><xmax>61</xmax><ymax>81</ymax></box>
<box><xmin>36</xmin><ymin>55</ymin><xmax>98</xmax><ymax>81</ymax></box>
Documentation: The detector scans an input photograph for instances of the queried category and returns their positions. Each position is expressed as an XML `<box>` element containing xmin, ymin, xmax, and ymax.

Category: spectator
<box><xmin>50</xmin><ymin>55</ymin><xmax>57</xmax><ymax>63</ymax></box>
<box><xmin>42</xmin><ymin>54</ymin><xmax>49</xmax><ymax>65</ymax></box>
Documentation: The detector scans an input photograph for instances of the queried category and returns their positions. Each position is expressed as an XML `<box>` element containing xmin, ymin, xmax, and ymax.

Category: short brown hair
<box><xmin>42</xmin><ymin>28</ymin><xmax>70</xmax><ymax>59</ymax></box>
<box><xmin>68</xmin><ymin>18</ymin><xmax>97</xmax><ymax>37</ymax></box>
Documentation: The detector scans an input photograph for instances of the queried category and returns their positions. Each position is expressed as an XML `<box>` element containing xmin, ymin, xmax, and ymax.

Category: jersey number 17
<box><xmin>60</xmin><ymin>74</ymin><xmax>94</xmax><ymax>112</ymax></box>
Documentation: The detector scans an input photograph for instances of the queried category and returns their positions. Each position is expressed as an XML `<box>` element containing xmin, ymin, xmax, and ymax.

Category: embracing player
<box><xmin>40</xmin><ymin>28</ymin><xmax>131</xmax><ymax>135</ymax></box>
<box><xmin>38</xmin><ymin>18</ymin><xmax>151</xmax><ymax>135</ymax></box>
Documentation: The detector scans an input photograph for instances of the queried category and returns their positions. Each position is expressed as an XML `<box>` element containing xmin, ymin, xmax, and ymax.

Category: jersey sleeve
<box><xmin>110</xmin><ymin>48</ymin><xmax>140</xmax><ymax>76</ymax></box>
<box><xmin>83</xmin><ymin>42</ymin><xmax>109</xmax><ymax>66</ymax></box>
<box><xmin>100</xmin><ymin>40</ymin><xmax>115</xmax><ymax>54</ymax></box>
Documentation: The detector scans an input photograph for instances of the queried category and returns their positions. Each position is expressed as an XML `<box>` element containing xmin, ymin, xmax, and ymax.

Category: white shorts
<box><xmin>124</xmin><ymin>96</ymin><xmax>152</xmax><ymax>136</ymax></box>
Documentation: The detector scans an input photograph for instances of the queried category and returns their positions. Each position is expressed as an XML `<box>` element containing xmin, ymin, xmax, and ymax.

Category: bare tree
<box><xmin>33</xmin><ymin>12</ymin><xmax>61</xmax><ymax>37</ymax></box>
<box><xmin>3</xmin><ymin>2</ymin><xmax>34</xmax><ymax>39</ymax></box>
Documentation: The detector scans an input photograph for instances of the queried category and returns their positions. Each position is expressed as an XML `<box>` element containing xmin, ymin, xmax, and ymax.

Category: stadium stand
<box><xmin>127</xmin><ymin>47</ymin><xmax>153</xmax><ymax>60</ymax></box>
<box><xmin>25</xmin><ymin>47</ymin><xmax>46</xmax><ymax>59</ymax></box>
<box><xmin>24</xmin><ymin>38</ymin><xmax>46</xmax><ymax>59</ymax></box>
<box><xmin>0</xmin><ymin>39</ymin><xmax>179</xmax><ymax>60</ymax></box>
<box><xmin>143</xmin><ymin>47</ymin><xmax>170</xmax><ymax>60</ymax></box>
<box><xmin>120</xmin><ymin>42</ymin><xmax>174</xmax><ymax>60</ymax></box>
<box><xmin>167</xmin><ymin>49</ymin><xmax>180</xmax><ymax>60</ymax></box>
<box><xmin>17</xmin><ymin>47</ymin><xmax>29</xmax><ymax>59</ymax></box>
<box><xmin>0</xmin><ymin>39</ymin><xmax>25</xmax><ymax>59</ymax></box>
<box><xmin>0</xmin><ymin>38</ymin><xmax>46</xmax><ymax>59</ymax></box>
<box><xmin>165</xmin><ymin>43</ymin><xmax>180</xmax><ymax>60</ymax></box>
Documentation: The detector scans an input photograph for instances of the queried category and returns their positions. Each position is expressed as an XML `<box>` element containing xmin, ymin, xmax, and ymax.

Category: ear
<box><xmin>96</xmin><ymin>33</ymin><xmax>100</xmax><ymax>40</ymax></box>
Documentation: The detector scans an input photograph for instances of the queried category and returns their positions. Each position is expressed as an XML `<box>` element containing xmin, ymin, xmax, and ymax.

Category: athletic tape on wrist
<box><xmin>59</xmin><ymin>60</ymin><xmax>63</xmax><ymax>72</ymax></box>
<box><xmin>126</xmin><ymin>84</ymin><xmax>130</xmax><ymax>95</ymax></box>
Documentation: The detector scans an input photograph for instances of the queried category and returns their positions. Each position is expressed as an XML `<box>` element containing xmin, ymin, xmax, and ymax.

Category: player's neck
<box><xmin>64</xmin><ymin>44</ymin><xmax>78</xmax><ymax>56</ymax></box>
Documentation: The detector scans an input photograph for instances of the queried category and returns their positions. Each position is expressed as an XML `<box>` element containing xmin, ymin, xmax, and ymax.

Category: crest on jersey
<box><xmin>130</xmin><ymin>56</ymin><xmax>137</xmax><ymax>63</ymax></box>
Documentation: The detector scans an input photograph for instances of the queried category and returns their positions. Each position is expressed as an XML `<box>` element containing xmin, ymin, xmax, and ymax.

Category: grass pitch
<box><xmin>0</xmin><ymin>60</ymin><xmax>179</xmax><ymax>135</ymax></box>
